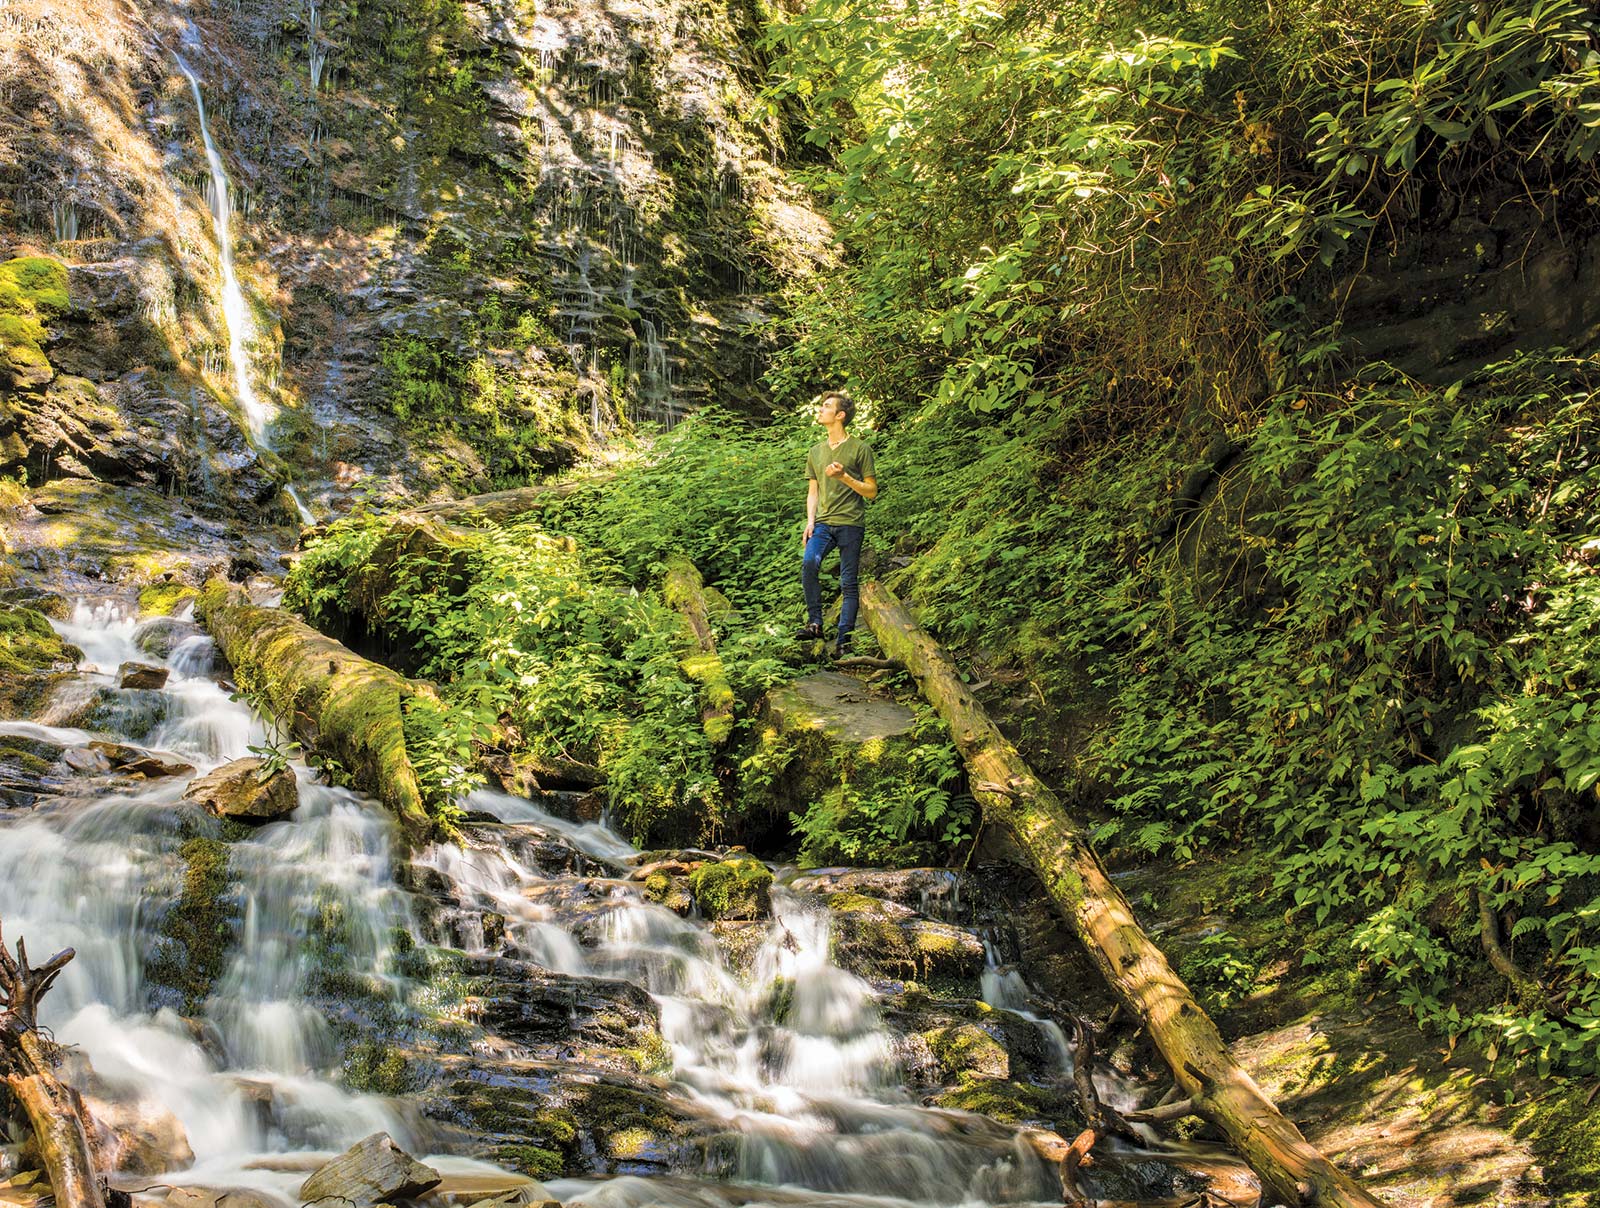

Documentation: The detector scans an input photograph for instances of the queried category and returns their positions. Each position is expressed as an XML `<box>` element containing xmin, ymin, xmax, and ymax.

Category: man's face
<box><xmin>818</xmin><ymin>398</ymin><xmax>843</xmax><ymax>425</ymax></box>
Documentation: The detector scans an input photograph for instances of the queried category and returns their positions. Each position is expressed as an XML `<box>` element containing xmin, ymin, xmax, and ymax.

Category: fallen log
<box><xmin>405</xmin><ymin>475</ymin><xmax>610</xmax><ymax>526</ymax></box>
<box><xmin>662</xmin><ymin>556</ymin><xmax>735</xmax><ymax>746</ymax></box>
<box><xmin>860</xmin><ymin>580</ymin><xmax>1384</xmax><ymax>1208</ymax></box>
<box><xmin>0</xmin><ymin>920</ymin><xmax>105</xmax><ymax>1208</ymax></box>
<box><xmin>196</xmin><ymin>580</ymin><xmax>437</xmax><ymax>846</ymax></box>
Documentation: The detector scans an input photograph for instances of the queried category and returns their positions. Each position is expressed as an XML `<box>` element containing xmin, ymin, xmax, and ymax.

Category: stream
<box><xmin>0</xmin><ymin>603</ymin><xmax>1258</xmax><ymax>1207</ymax></box>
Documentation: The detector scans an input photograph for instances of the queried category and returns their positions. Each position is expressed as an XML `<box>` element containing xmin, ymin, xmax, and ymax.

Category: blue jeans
<box><xmin>803</xmin><ymin>523</ymin><xmax>864</xmax><ymax>641</ymax></box>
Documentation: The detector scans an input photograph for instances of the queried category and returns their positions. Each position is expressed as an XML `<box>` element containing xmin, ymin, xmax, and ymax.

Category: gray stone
<box><xmin>298</xmin><ymin>1132</ymin><xmax>442</xmax><ymax>1206</ymax></box>
<box><xmin>182</xmin><ymin>757</ymin><xmax>298</xmax><ymax>823</ymax></box>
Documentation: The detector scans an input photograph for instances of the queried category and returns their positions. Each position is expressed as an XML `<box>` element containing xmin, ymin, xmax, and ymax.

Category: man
<box><xmin>796</xmin><ymin>389</ymin><xmax>877</xmax><ymax>658</ymax></box>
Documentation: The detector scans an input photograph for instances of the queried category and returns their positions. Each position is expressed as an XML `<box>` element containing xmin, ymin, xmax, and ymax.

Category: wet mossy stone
<box><xmin>0</xmin><ymin>256</ymin><xmax>68</xmax><ymax>392</ymax></box>
<box><xmin>932</xmin><ymin>1077</ymin><xmax>1076</xmax><ymax>1127</ymax></box>
<box><xmin>688</xmin><ymin>857</ymin><xmax>773</xmax><ymax>920</ymax></box>
<box><xmin>922</xmin><ymin>1022</ymin><xmax>1010</xmax><ymax>1081</ymax></box>
<box><xmin>138</xmin><ymin>581</ymin><xmax>200</xmax><ymax>617</ymax></box>
<box><xmin>49</xmin><ymin>684</ymin><xmax>168</xmax><ymax>740</ymax></box>
<box><xmin>0</xmin><ymin>603</ymin><xmax>79</xmax><ymax>719</ymax></box>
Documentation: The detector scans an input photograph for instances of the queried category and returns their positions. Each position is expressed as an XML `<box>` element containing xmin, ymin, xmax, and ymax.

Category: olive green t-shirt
<box><xmin>807</xmin><ymin>434</ymin><xmax>877</xmax><ymax>527</ymax></box>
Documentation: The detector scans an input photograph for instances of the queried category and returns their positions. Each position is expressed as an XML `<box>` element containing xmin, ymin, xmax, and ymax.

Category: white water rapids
<box><xmin>0</xmin><ymin>603</ymin><xmax>1248</xmax><ymax>1207</ymax></box>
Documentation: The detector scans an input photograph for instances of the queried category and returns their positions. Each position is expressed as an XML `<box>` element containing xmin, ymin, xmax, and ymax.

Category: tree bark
<box><xmin>662</xmin><ymin>556</ymin><xmax>735</xmax><ymax>746</ymax></box>
<box><xmin>1</xmin><ymin>924</ymin><xmax>105</xmax><ymax>1208</ymax></box>
<box><xmin>860</xmin><ymin>580</ymin><xmax>1385</xmax><ymax>1208</ymax></box>
<box><xmin>196</xmin><ymin>580</ymin><xmax>437</xmax><ymax>846</ymax></box>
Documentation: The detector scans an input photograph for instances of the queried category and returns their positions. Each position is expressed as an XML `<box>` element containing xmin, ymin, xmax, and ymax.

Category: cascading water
<box><xmin>174</xmin><ymin>52</ymin><xmax>274</xmax><ymax>443</ymax></box>
<box><xmin>0</xmin><ymin>603</ymin><xmax>463</xmax><ymax>1198</ymax></box>
<box><xmin>0</xmin><ymin>605</ymin><xmax>1253</xmax><ymax>1207</ymax></box>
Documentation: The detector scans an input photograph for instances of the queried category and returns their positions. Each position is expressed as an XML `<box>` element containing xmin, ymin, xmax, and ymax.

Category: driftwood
<box><xmin>662</xmin><ymin>556</ymin><xmax>735</xmax><ymax>746</ymax></box>
<box><xmin>197</xmin><ymin>580</ymin><xmax>436</xmax><ymax>846</ymax></box>
<box><xmin>860</xmin><ymin>580</ymin><xmax>1384</xmax><ymax>1208</ymax></box>
<box><xmin>0</xmin><ymin>920</ymin><xmax>105</xmax><ymax>1208</ymax></box>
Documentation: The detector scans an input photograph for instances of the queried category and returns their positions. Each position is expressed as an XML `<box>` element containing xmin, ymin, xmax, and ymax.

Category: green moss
<box><xmin>923</xmin><ymin>1023</ymin><xmax>1009</xmax><ymax>1080</ymax></box>
<box><xmin>342</xmin><ymin>1039</ymin><xmax>416</xmax><ymax>1094</ymax></box>
<box><xmin>0</xmin><ymin>257</ymin><xmax>68</xmax><ymax>387</ymax></box>
<box><xmin>0</xmin><ymin>257</ymin><xmax>70</xmax><ymax>315</ymax></box>
<box><xmin>606</xmin><ymin>1126</ymin><xmax>656</xmax><ymax>1159</ymax></box>
<box><xmin>932</xmin><ymin>1077</ymin><xmax>1068</xmax><ymax>1125</ymax></box>
<box><xmin>0</xmin><ymin>604</ymin><xmax>78</xmax><ymax>718</ymax></box>
<box><xmin>688</xmin><ymin>857</ymin><xmax>773</xmax><ymax>920</ymax></box>
<box><xmin>1511</xmin><ymin>1079</ymin><xmax>1600</xmax><ymax>1201</ymax></box>
<box><xmin>490</xmin><ymin>1144</ymin><xmax>564</xmax><ymax>1179</ymax></box>
<box><xmin>138</xmin><ymin>582</ymin><xmax>200</xmax><ymax>617</ymax></box>
<box><xmin>147</xmin><ymin>832</ymin><xmax>236</xmax><ymax>1012</ymax></box>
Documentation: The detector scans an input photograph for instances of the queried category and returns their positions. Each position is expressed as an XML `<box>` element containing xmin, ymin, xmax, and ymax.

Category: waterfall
<box><xmin>175</xmin><ymin>52</ymin><xmax>274</xmax><ymax>443</ymax></box>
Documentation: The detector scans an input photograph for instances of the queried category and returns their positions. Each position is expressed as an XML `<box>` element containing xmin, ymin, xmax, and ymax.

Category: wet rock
<box><xmin>132</xmin><ymin>616</ymin><xmax>201</xmax><ymax>660</ymax></box>
<box><xmin>463</xmin><ymin>955</ymin><xmax>663</xmax><ymax>1069</ymax></box>
<box><xmin>117</xmin><ymin>661</ymin><xmax>168</xmax><ymax>690</ymax></box>
<box><xmin>0</xmin><ymin>604</ymin><xmax>80</xmax><ymax>719</ymax></box>
<box><xmin>827</xmin><ymin>893</ymin><xmax>986</xmax><ymax>985</ymax></box>
<box><xmin>63</xmin><ymin>746</ymin><xmax>113</xmax><ymax>774</ymax></box>
<box><xmin>182</xmin><ymin>757</ymin><xmax>298</xmax><ymax>823</ymax></box>
<box><xmin>87</xmin><ymin>741</ymin><xmax>193</xmax><ymax>778</ymax></box>
<box><xmin>687</xmin><ymin>857</ymin><xmax>772</xmax><ymax>921</ymax></box>
<box><xmin>47</xmin><ymin>685</ymin><xmax>168</xmax><ymax>741</ymax></box>
<box><xmin>460</xmin><ymin>1185</ymin><xmax>561</xmax><ymax>1208</ymax></box>
<box><xmin>642</xmin><ymin>869</ymin><xmax>693</xmax><ymax>916</ymax></box>
<box><xmin>794</xmin><ymin>868</ymin><xmax>967</xmax><ymax>918</ymax></box>
<box><xmin>0</xmin><ymin>734</ymin><xmax>66</xmax><ymax>807</ymax></box>
<box><xmin>164</xmin><ymin>1189</ymin><xmax>278</xmax><ymax>1208</ymax></box>
<box><xmin>299</xmin><ymin>1132</ymin><xmax>441</xmax><ymax>1206</ymax></box>
<box><xmin>82</xmin><ymin>1092</ymin><xmax>195</xmax><ymax>1174</ymax></box>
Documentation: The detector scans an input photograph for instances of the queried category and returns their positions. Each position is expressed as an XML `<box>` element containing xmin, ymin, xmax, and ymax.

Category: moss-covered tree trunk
<box><xmin>662</xmin><ymin>556</ymin><xmax>735</xmax><ymax>746</ymax></box>
<box><xmin>196</xmin><ymin>580</ymin><xmax>436</xmax><ymax>846</ymax></box>
<box><xmin>405</xmin><ymin>475</ymin><xmax>608</xmax><ymax>526</ymax></box>
<box><xmin>860</xmin><ymin>580</ymin><xmax>1385</xmax><ymax>1208</ymax></box>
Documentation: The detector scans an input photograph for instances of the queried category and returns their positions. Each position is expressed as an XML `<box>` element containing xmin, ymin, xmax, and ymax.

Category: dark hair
<box><xmin>816</xmin><ymin>389</ymin><xmax>855</xmax><ymax>426</ymax></box>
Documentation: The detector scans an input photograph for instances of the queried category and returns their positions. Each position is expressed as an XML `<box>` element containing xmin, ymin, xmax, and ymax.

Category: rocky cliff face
<box><xmin>1</xmin><ymin>0</ymin><xmax>829</xmax><ymax>547</ymax></box>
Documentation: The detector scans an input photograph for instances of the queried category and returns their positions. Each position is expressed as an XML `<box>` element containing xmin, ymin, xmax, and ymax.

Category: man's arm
<box><xmin>804</xmin><ymin>477</ymin><xmax>818</xmax><ymax>543</ymax></box>
<box><xmin>824</xmin><ymin>462</ymin><xmax>879</xmax><ymax>501</ymax></box>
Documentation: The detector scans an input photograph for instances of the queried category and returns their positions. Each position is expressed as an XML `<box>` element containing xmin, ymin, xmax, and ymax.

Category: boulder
<box><xmin>117</xmin><ymin>662</ymin><xmax>169</xmax><ymax>690</ymax></box>
<box><xmin>182</xmin><ymin>758</ymin><xmax>298</xmax><ymax>823</ymax></box>
<box><xmin>81</xmin><ymin>1092</ymin><xmax>195</xmax><ymax>1175</ymax></box>
<box><xmin>132</xmin><ymin>616</ymin><xmax>201</xmax><ymax>660</ymax></box>
<box><xmin>298</xmin><ymin>1133</ymin><xmax>441</xmax><ymax>1206</ymax></box>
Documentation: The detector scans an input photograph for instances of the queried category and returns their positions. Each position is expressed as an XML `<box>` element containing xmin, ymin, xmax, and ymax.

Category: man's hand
<box><xmin>825</xmin><ymin>461</ymin><xmax>845</xmax><ymax>479</ymax></box>
<box><xmin>802</xmin><ymin>521</ymin><xmax>814</xmax><ymax>546</ymax></box>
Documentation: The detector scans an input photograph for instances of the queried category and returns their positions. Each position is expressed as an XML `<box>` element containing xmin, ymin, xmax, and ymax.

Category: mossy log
<box><xmin>859</xmin><ymin>580</ymin><xmax>1385</xmax><ymax>1208</ymax></box>
<box><xmin>405</xmin><ymin>476</ymin><xmax>609</xmax><ymax>526</ymax></box>
<box><xmin>662</xmin><ymin>556</ymin><xmax>735</xmax><ymax>746</ymax></box>
<box><xmin>1</xmin><ymin>921</ymin><xmax>105</xmax><ymax>1208</ymax></box>
<box><xmin>196</xmin><ymin>580</ymin><xmax>435</xmax><ymax>845</ymax></box>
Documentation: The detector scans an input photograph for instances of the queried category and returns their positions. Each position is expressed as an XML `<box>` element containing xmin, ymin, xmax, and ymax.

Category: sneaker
<box><xmin>832</xmin><ymin>638</ymin><xmax>852</xmax><ymax>660</ymax></box>
<box><xmin>793</xmin><ymin>622</ymin><xmax>823</xmax><ymax>642</ymax></box>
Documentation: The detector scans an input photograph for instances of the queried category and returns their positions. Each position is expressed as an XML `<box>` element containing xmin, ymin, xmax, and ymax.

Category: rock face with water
<box><xmin>299</xmin><ymin>1133</ymin><xmax>441</xmax><ymax>1206</ymax></box>
<box><xmin>182</xmin><ymin>757</ymin><xmax>298</xmax><ymax>822</ymax></box>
